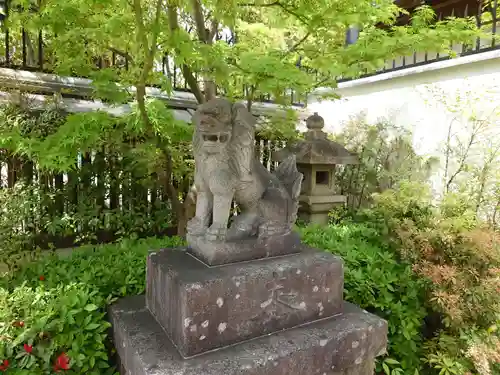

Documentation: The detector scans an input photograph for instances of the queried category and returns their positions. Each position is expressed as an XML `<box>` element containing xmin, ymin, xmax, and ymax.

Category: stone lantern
<box><xmin>274</xmin><ymin>112</ymin><xmax>358</xmax><ymax>224</ymax></box>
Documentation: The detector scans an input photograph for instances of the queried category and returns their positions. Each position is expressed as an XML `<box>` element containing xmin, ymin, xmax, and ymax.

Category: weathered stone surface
<box><xmin>187</xmin><ymin>231</ymin><xmax>302</xmax><ymax>265</ymax></box>
<box><xmin>146</xmin><ymin>248</ymin><xmax>344</xmax><ymax>357</ymax></box>
<box><xmin>187</xmin><ymin>98</ymin><xmax>303</xmax><ymax>264</ymax></box>
<box><xmin>110</xmin><ymin>295</ymin><xmax>387</xmax><ymax>375</ymax></box>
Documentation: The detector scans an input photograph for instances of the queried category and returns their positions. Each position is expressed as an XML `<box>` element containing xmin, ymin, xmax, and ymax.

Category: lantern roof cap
<box><xmin>273</xmin><ymin>113</ymin><xmax>358</xmax><ymax>165</ymax></box>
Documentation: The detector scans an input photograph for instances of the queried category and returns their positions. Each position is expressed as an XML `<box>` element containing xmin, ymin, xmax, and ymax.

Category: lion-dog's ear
<box><xmin>192</xmin><ymin>105</ymin><xmax>204</xmax><ymax>166</ymax></box>
<box><xmin>228</xmin><ymin>102</ymin><xmax>256</xmax><ymax>178</ymax></box>
<box><xmin>230</xmin><ymin>103</ymin><xmax>256</xmax><ymax>146</ymax></box>
<box><xmin>231</xmin><ymin>103</ymin><xmax>256</xmax><ymax>132</ymax></box>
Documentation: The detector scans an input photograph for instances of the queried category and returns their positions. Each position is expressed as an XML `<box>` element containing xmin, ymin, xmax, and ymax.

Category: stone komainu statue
<box><xmin>187</xmin><ymin>98</ymin><xmax>303</xmax><ymax>242</ymax></box>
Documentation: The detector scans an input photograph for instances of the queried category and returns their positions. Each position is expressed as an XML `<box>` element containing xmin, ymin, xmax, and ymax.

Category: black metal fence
<box><xmin>338</xmin><ymin>0</ymin><xmax>500</xmax><ymax>82</ymax></box>
<box><xmin>1</xmin><ymin>1</ymin><xmax>499</xmax><ymax>97</ymax></box>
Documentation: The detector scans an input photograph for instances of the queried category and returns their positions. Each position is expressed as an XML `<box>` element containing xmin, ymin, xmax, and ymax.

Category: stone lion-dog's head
<box><xmin>192</xmin><ymin>98</ymin><xmax>255</xmax><ymax>157</ymax></box>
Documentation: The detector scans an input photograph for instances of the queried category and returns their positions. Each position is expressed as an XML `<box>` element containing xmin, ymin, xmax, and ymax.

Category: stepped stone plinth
<box><xmin>111</xmin><ymin>295</ymin><xmax>386</xmax><ymax>375</ymax></box>
<box><xmin>109</xmin><ymin>98</ymin><xmax>387</xmax><ymax>375</ymax></box>
<box><xmin>146</xmin><ymin>248</ymin><xmax>344</xmax><ymax>357</ymax></box>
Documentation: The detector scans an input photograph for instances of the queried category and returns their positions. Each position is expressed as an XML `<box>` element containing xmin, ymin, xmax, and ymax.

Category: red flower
<box><xmin>12</xmin><ymin>321</ymin><xmax>24</xmax><ymax>328</ymax></box>
<box><xmin>23</xmin><ymin>344</ymin><xmax>33</xmax><ymax>353</ymax></box>
<box><xmin>53</xmin><ymin>353</ymin><xmax>70</xmax><ymax>372</ymax></box>
<box><xmin>0</xmin><ymin>359</ymin><xmax>9</xmax><ymax>371</ymax></box>
<box><xmin>39</xmin><ymin>275</ymin><xmax>45</xmax><ymax>281</ymax></box>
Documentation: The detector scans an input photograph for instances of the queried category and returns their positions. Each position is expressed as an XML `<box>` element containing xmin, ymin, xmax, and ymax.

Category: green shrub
<box><xmin>4</xmin><ymin>213</ymin><xmax>497</xmax><ymax>375</ymax></box>
<box><xmin>0</xmin><ymin>184</ymin><xmax>45</xmax><ymax>270</ymax></box>
<box><xmin>0</xmin><ymin>283</ymin><xmax>112</xmax><ymax>375</ymax></box>
<box><xmin>0</xmin><ymin>236</ymin><xmax>185</xmax><ymax>375</ymax></box>
<box><xmin>345</xmin><ymin>182</ymin><xmax>500</xmax><ymax>375</ymax></box>
<box><xmin>300</xmin><ymin>224</ymin><xmax>427</xmax><ymax>373</ymax></box>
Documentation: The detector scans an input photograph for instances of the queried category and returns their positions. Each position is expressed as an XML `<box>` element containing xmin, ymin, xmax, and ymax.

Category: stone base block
<box><xmin>187</xmin><ymin>231</ymin><xmax>301</xmax><ymax>266</ymax></box>
<box><xmin>110</xmin><ymin>296</ymin><xmax>388</xmax><ymax>375</ymax></box>
<box><xmin>146</xmin><ymin>248</ymin><xmax>344</xmax><ymax>357</ymax></box>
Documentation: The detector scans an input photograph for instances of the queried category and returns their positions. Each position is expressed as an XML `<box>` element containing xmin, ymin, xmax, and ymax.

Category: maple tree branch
<box><xmin>190</xmin><ymin>0</ymin><xmax>217</xmax><ymax>100</ymax></box>
<box><xmin>132</xmin><ymin>0</ymin><xmax>149</xmax><ymax>50</ymax></box>
<box><xmin>276</xmin><ymin>3</ymin><xmax>309</xmax><ymax>25</ymax></box>
<box><xmin>131</xmin><ymin>0</ymin><xmax>162</xmax><ymax>130</ymax></box>
<box><xmin>287</xmin><ymin>31</ymin><xmax>311</xmax><ymax>53</ymax></box>
<box><xmin>239</xmin><ymin>1</ymin><xmax>279</xmax><ymax>6</ymax></box>
<box><xmin>167</xmin><ymin>4</ymin><xmax>205</xmax><ymax>103</ymax></box>
<box><xmin>208</xmin><ymin>18</ymin><xmax>219</xmax><ymax>41</ymax></box>
<box><xmin>108</xmin><ymin>47</ymin><xmax>134</xmax><ymax>63</ymax></box>
<box><xmin>146</xmin><ymin>0</ymin><xmax>163</xmax><ymax>73</ymax></box>
<box><xmin>191</xmin><ymin>0</ymin><xmax>208</xmax><ymax>42</ymax></box>
<box><xmin>231</xmin><ymin>61</ymin><xmax>274</xmax><ymax>80</ymax></box>
<box><xmin>239</xmin><ymin>1</ymin><xmax>309</xmax><ymax>25</ymax></box>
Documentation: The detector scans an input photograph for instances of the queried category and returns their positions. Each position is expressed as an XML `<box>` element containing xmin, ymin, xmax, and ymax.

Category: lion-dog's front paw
<box><xmin>187</xmin><ymin>217</ymin><xmax>207</xmax><ymax>236</ymax></box>
<box><xmin>205</xmin><ymin>223</ymin><xmax>227</xmax><ymax>242</ymax></box>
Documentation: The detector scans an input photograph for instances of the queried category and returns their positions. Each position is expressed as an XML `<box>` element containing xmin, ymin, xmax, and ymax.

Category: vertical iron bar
<box><xmin>492</xmin><ymin>0</ymin><xmax>497</xmax><ymax>47</ymax></box>
<box><xmin>38</xmin><ymin>30</ymin><xmax>43</xmax><ymax>69</ymax></box>
<box><xmin>5</xmin><ymin>29</ymin><xmax>9</xmax><ymax>66</ymax></box>
<box><xmin>3</xmin><ymin>0</ymin><xmax>9</xmax><ymax>66</ymax></box>
<box><xmin>173</xmin><ymin>59</ymin><xmax>177</xmax><ymax>89</ymax></box>
<box><xmin>22</xmin><ymin>28</ymin><xmax>27</xmax><ymax>67</ymax></box>
<box><xmin>462</xmin><ymin>4</ymin><xmax>469</xmax><ymax>53</ymax></box>
<box><xmin>450</xmin><ymin>7</ymin><xmax>455</xmax><ymax>53</ymax></box>
<box><xmin>437</xmin><ymin>13</ymin><xmax>442</xmax><ymax>58</ymax></box>
<box><xmin>476</xmin><ymin>5</ymin><xmax>482</xmax><ymax>51</ymax></box>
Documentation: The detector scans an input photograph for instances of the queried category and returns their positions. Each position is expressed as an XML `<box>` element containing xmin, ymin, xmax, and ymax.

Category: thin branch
<box><xmin>182</xmin><ymin>65</ymin><xmax>205</xmax><ymax>102</ymax></box>
<box><xmin>231</xmin><ymin>60</ymin><xmax>274</xmax><ymax>81</ymax></box>
<box><xmin>311</xmin><ymin>75</ymin><xmax>335</xmax><ymax>89</ymax></box>
<box><xmin>239</xmin><ymin>1</ymin><xmax>309</xmax><ymax>25</ymax></box>
<box><xmin>130</xmin><ymin>0</ymin><xmax>162</xmax><ymax>127</ymax></box>
<box><xmin>108</xmin><ymin>47</ymin><xmax>135</xmax><ymax>64</ymax></box>
<box><xmin>132</xmin><ymin>0</ymin><xmax>149</xmax><ymax>51</ymax></box>
<box><xmin>131</xmin><ymin>0</ymin><xmax>163</xmax><ymax>129</ymax></box>
<box><xmin>191</xmin><ymin>0</ymin><xmax>208</xmax><ymax>42</ymax></box>
<box><xmin>208</xmin><ymin>18</ymin><xmax>219</xmax><ymax>41</ymax></box>
<box><xmin>446</xmin><ymin>130</ymin><xmax>477</xmax><ymax>192</ymax></box>
<box><xmin>239</xmin><ymin>1</ymin><xmax>279</xmax><ymax>6</ymax></box>
<box><xmin>288</xmin><ymin>31</ymin><xmax>311</xmax><ymax>53</ymax></box>
<box><xmin>191</xmin><ymin>0</ymin><xmax>217</xmax><ymax>100</ymax></box>
<box><xmin>167</xmin><ymin>4</ymin><xmax>205</xmax><ymax>103</ymax></box>
<box><xmin>246</xmin><ymin>85</ymin><xmax>256</xmax><ymax>111</ymax></box>
<box><xmin>146</xmin><ymin>0</ymin><xmax>163</xmax><ymax>73</ymax></box>
<box><xmin>276</xmin><ymin>2</ymin><xmax>309</xmax><ymax>25</ymax></box>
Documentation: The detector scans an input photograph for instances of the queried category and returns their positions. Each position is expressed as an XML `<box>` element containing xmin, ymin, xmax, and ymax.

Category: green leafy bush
<box><xmin>345</xmin><ymin>182</ymin><xmax>500</xmax><ymax>375</ymax></box>
<box><xmin>0</xmin><ymin>184</ymin><xmax>44</xmax><ymax>270</ymax></box>
<box><xmin>0</xmin><ymin>283</ymin><xmax>112</xmax><ymax>375</ymax></box>
<box><xmin>300</xmin><ymin>224</ymin><xmax>427</xmax><ymax>373</ymax></box>
<box><xmin>0</xmin><ymin>236</ymin><xmax>185</xmax><ymax>375</ymax></box>
<box><xmin>0</xmin><ymin>102</ymin><xmax>193</xmax><ymax>268</ymax></box>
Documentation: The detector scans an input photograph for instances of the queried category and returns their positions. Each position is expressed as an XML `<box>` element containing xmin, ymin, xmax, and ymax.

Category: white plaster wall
<box><xmin>308</xmin><ymin>50</ymin><xmax>500</xmax><ymax>153</ymax></box>
<box><xmin>307</xmin><ymin>50</ymin><xmax>500</xmax><ymax>196</ymax></box>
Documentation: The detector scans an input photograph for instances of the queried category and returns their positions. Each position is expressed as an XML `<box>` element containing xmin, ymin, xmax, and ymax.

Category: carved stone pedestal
<box><xmin>110</xmin><ymin>245</ymin><xmax>388</xmax><ymax>375</ymax></box>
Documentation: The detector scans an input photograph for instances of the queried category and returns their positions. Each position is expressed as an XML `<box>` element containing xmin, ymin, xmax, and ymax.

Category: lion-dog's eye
<box><xmin>203</xmin><ymin>134</ymin><xmax>219</xmax><ymax>142</ymax></box>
